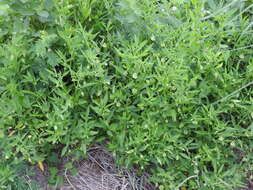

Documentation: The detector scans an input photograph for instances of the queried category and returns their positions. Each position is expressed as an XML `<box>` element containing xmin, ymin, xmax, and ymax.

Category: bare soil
<box><xmin>28</xmin><ymin>147</ymin><xmax>156</xmax><ymax>190</ymax></box>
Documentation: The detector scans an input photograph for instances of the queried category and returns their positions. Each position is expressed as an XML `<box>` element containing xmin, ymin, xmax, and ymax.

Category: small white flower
<box><xmin>116</xmin><ymin>102</ymin><xmax>121</xmax><ymax>107</ymax></box>
<box><xmin>171</xmin><ymin>6</ymin><xmax>177</xmax><ymax>11</ymax></box>
<box><xmin>218</xmin><ymin>136</ymin><xmax>224</xmax><ymax>141</ymax></box>
<box><xmin>150</xmin><ymin>35</ymin><xmax>155</xmax><ymax>41</ymax></box>
<box><xmin>202</xmin><ymin>10</ymin><xmax>210</xmax><ymax>15</ymax></box>
<box><xmin>132</xmin><ymin>73</ymin><xmax>138</xmax><ymax>79</ymax></box>
<box><xmin>161</xmin><ymin>58</ymin><xmax>166</xmax><ymax>62</ymax></box>
<box><xmin>239</xmin><ymin>54</ymin><xmax>245</xmax><ymax>59</ymax></box>
<box><xmin>230</xmin><ymin>141</ymin><xmax>236</xmax><ymax>147</ymax></box>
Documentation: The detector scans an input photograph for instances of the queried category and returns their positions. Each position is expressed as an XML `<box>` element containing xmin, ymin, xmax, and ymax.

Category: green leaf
<box><xmin>37</xmin><ymin>10</ymin><xmax>49</xmax><ymax>18</ymax></box>
<box><xmin>61</xmin><ymin>146</ymin><xmax>68</xmax><ymax>157</ymax></box>
<box><xmin>64</xmin><ymin>162</ymin><xmax>73</xmax><ymax>169</ymax></box>
<box><xmin>11</xmin><ymin>3</ymin><xmax>35</xmax><ymax>16</ymax></box>
<box><xmin>47</xmin><ymin>52</ymin><xmax>60</xmax><ymax>67</ymax></box>
<box><xmin>48</xmin><ymin>152</ymin><xmax>59</xmax><ymax>164</ymax></box>
<box><xmin>49</xmin><ymin>167</ymin><xmax>58</xmax><ymax>177</ymax></box>
<box><xmin>44</xmin><ymin>0</ymin><xmax>54</xmax><ymax>9</ymax></box>
<box><xmin>70</xmin><ymin>168</ymin><xmax>78</xmax><ymax>175</ymax></box>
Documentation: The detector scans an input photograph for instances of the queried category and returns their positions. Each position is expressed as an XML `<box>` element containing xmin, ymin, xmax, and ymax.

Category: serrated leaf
<box><xmin>47</xmin><ymin>52</ymin><xmax>60</xmax><ymax>67</ymax></box>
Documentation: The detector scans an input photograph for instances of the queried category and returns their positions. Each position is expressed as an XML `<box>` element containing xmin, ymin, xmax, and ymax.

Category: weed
<box><xmin>0</xmin><ymin>0</ymin><xmax>253</xmax><ymax>189</ymax></box>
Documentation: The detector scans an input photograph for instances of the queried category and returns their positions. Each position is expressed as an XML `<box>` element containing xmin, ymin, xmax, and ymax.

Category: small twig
<box><xmin>87</xmin><ymin>152</ymin><xmax>107</xmax><ymax>172</ymax></box>
<box><xmin>76</xmin><ymin>174</ymin><xmax>93</xmax><ymax>190</ymax></box>
<box><xmin>212</xmin><ymin>80</ymin><xmax>253</xmax><ymax>105</ymax></box>
<box><xmin>176</xmin><ymin>175</ymin><xmax>198</xmax><ymax>190</ymax></box>
<box><xmin>126</xmin><ymin>170</ymin><xmax>136</xmax><ymax>190</ymax></box>
<box><xmin>64</xmin><ymin>169</ymin><xmax>77</xmax><ymax>190</ymax></box>
<box><xmin>139</xmin><ymin>176</ymin><xmax>145</xmax><ymax>190</ymax></box>
<box><xmin>88</xmin><ymin>146</ymin><xmax>104</xmax><ymax>151</ymax></box>
<box><xmin>102</xmin><ymin>174</ymin><xmax>109</xmax><ymax>190</ymax></box>
<box><xmin>120</xmin><ymin>178</ymin><xmax>129</xmax><ymax>190</ymax></box>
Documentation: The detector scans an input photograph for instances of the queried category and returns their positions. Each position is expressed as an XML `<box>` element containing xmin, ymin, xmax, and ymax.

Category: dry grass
<box><xmin>30</xmin><ymin>147</ymin><xmax>156</xmax><ymax>190</ymax></box>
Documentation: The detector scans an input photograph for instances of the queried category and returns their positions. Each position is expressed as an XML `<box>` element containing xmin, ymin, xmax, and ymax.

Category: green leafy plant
<box><xmin>0</xmin><ymin>0</ymin><xmax>253</xmax><ymax>189</ymax></box>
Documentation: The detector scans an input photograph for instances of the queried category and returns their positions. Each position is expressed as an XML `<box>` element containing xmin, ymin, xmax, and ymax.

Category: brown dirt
<box><xmin>28</xmin><ymin>147</ymin><xmax>156</xmax><ymax>190</ymax></box>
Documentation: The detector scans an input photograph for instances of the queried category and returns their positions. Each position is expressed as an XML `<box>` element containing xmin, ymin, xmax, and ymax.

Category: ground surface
<box><xmin>29</xmin><ymin>147</ymin><xmax>156</xmax><ymax>190</ymax></box>
<box><xmin>1</xmin><ymin>1</ymin><xmax>253</xmax><ymax>189</ymax></box>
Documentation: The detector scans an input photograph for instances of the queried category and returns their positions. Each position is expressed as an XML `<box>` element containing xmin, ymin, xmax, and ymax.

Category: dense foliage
<box><xmin>0</xmin><ymin>0</ymin><xmax>253</xmax><ymax>189</ymax></box>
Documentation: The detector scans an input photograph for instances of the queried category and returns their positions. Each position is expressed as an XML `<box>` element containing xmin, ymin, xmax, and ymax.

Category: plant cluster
<box><xmin>0</xmin><ymin>0</ymin><xmax>253</xmax><ymax>189</ymax></box>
